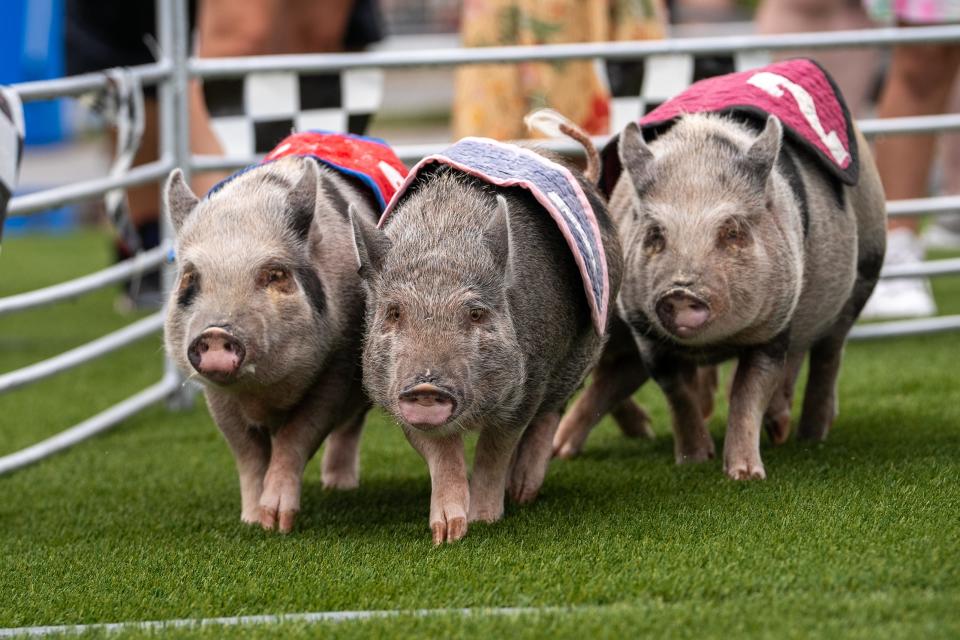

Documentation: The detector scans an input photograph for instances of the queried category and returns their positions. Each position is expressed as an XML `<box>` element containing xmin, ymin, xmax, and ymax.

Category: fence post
<box><xmin>157</xmin><ymin>0</ymin><xmax>194</xmax><ymax>410</ymax></box>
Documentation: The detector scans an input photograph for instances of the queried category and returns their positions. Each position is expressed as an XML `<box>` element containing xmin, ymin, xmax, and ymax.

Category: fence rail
<box><xmin>11</xmin><ymin>61</ymin><xmax>170</xmax><ymax>102</ymax></box>
<box><xmin>1</xmin><ymin>16</ymin><xmax>959</xmax><ymax>476</ymax></box>
<box><xmin>0</xmin><ymin>373</ymin><xmax>180</xmax><ymax>476</ymax></box>
<box><xmin>190</xmin><ymin>24</ymin><xmax>960</xmax><ymax>77</ymax></box>
<box><xmin>7</xmin><ymin>158</ymin><xmax>175</xmax><ymax>218</ymax></box>
<box><xmin>0</xmin><ymin>244</ymin><xmax>170</xmax><ymax>316</ymax></box>
<box><xmin>0</xmin><ymin>313</ymin><xmax>164</xmax><ymax>395</ymax></box>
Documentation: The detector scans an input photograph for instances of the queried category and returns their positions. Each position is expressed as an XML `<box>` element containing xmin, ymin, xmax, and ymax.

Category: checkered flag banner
<box><xmin>204</xmin><ymin>69</ymin><xmax>383</xmax><ymax>157</ymax></box>
<box><xmin>605</xmin><ymin>50</ymin><xmax>773</xmax><ymax>132</ymax></box>
<box><xmin>0</xmin><ymin>86</ymin><xmax>25</xmax><ymax>248</ymax></box>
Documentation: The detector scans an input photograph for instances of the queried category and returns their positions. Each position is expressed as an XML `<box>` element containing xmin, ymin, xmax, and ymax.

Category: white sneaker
<box><xmin>860</xmin><ymin>229</ymin><xmax>937</xmax><ymax>319</ymax></box>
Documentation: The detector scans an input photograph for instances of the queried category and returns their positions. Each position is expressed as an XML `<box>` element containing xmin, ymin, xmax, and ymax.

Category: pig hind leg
<box><xmin>798</xmin><ymin>253</ymin><xmax>881</xmax><ymax>441</ymax></box>
<box><xmin>652</xmin><ymin>360</ymin><xmax>716</xmax><ymax>464</ymax></box>
<box><xmin>553</xmin><ymin>340</ymin><xmax>650</xmax><ymax>458</ymax></box>
<box><xmin>611</xmin><ymin>399</ymin><xmax>655</xmax><ymax>440</ymax></box>
<box><xmin>469</xmin><ymin>427</ymin><xmax>525</xmax><ymax>523</ymax></box>
<box><xmin>508</xmin><ymin>411</ymin><xmax>561</xmax><ymax>504</ymax></box>
<box><xmin>696</xmin><ymin>366</ymin><xmax>719</xmax><ymax>421</ymax></box>
<box><xmin>762</xmin><ymin>352</ymin><xmax>804</xmax><ymax>445</ymax></box>
<box><xmin>321</xmin><ymin>411</ymin><xmax>367</xmax><ymax>490</ymax></box>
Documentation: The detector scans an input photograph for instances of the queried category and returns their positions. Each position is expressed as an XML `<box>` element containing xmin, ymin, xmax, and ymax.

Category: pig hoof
<box><xmin>508</xmin><ymin>468</ymin><xmax>545</xmax><ymax>504</ymax></box>
<box><xmin>259</xmin><ymin>502</ymin><xmax>299</xmax><ymax>533</ymax></box>
<box><xmin>797</xmin><ymin>419</ymin><xmax>831</xmax><ymax>442</ymax></box>
<box><xmin>468</xmin><ymin>506</ymin><xmax>503</xmax><ymax>524</ymax></box>
<box><xmin>675</xmin><ymin>439</ymin><xmax>716</xmax><ymax>464</ymax></box>
<box><xmin>763</xmin><ymin>410</ymin><xmax>792</xmax><ymax>446</ymax></box>
<box><xmin>259</xmin><ymin>506</ymin><xmax>278</xmax><ymax>531</ymax></box>
<box><xmin>278</xmin><ymin>510</ymin><xmax>298</xmax><ymax>534</ymax></box>
<box><xmin>321</xmin><ymin>470</ymin><xmax>359</xmax><ymax>491</ymax></box>
<box><xmin>553</xmin><ymin>441</ymin><xmax>581</xmax><ymax>459</ymax></box>
<box><xmin>240</xmin><ymin>511</ymin><xmax>260</xmax><ymax>526</ymax></box>
<box><xmin>431</xmin><ymin>514</ymin><xmax>468</xmax><ymax>545</ymax></box>
<box><xmin>509</xmin><ymin>485</ymin><xmax>540</xmax><ymax>505</ymax></box>
<box><xmin>724</xmin><ymin>461</ymin><xmax>766</xmax><ymax>481</ymax></box>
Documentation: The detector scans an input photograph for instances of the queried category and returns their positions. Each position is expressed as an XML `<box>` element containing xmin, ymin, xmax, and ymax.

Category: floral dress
<box><xmin>453</xmin><ymin>0</ymin><xmax>668</xmax><ymax>139</ymax></box>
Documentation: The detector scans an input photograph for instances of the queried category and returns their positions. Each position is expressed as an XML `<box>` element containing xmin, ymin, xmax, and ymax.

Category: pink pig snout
<box><xmin>656</xmin><ymin>290</ymin><xmax>711</xmax><ymax>339</ymax></box>
<box><xmin>398</xmin><ymin>383</ymin><xmax>456</xmax><ymax>429</ymax></box>
<box><xmin>188</xmin><ymin>327</ymin><xmax>246</xmax><ymax>383</ymax></box>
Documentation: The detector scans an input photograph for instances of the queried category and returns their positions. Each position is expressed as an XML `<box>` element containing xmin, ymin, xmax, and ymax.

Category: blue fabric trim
<box><xmin>204</xmin><ymin>156</ymin><xmax>386</xmax><ymax>209</ymax></box>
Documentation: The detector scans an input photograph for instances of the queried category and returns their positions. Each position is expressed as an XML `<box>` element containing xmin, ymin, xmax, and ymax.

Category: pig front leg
<box><xmin>724</xmin><ymin>348</ymin><xmax>786</xmax><ymax>480</ymax></box>
<box><xmin>404</xmin><ymin>428</ymin><xmax>469</xmax><ymax>545</ymax></box>
<box><xmin>206</xmin><ymin>393</ymin><xmax>271</xmax><ymax>525</ymax></box>
<box><xmin>321</xmin><ymin>412</ymin><xmax>367</xmax><ymax>490</ymax></box>
<box><xmin>259</xmin><ymin>419</ymin><xmax>329</xmax><ymax>533</ymax></box>
<box><xmin>649</xmin><ymin>359</ymin><xmax>716</xmax><ymax>464</ymax></box>
<box><xmin>508</xmin><ymin>411</ymin><xmax>560</xmax><ymax>504</ymax></box>
<box><xmin>469</xmin><ymin>427</ymin><xmax>524</xmax><ymax>522</ymax></box>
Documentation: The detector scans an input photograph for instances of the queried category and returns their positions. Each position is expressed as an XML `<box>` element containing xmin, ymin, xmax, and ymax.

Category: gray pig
<box><xmin>556</xmin><ymin>112</ymin><xmax>886</xmax><ymax>480</ymax></box>
<box><xmin>349</xmin><ymin>127</ymin><xmax>623</xmax><ymax>544</ymax></box>
<box><xmin>163</xmin><ymin>156</ymin><xmax>373</xmax><ymax>532</ymax></box>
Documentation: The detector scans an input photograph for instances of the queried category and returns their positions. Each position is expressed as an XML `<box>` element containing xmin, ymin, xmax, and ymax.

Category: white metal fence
<box><xmin>1</xmin><ymin>0</ymin><xmax>959</xmax><ymax>475</ymax></box>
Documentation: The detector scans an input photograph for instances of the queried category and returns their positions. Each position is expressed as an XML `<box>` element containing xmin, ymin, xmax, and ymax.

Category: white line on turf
<box><xmin>0</xmin><ymin>607</ymin><xmax>558</xmax><ymax>637</ymax></box>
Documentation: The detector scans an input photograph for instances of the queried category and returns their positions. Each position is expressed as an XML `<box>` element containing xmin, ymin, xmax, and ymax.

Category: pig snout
<box><xmin>398</xmin><ymin>382</ymin><xmax>457</xmax><ymax>429</ymax></box>
<box><xmin>188</xmin><ymin>327</ymin><xmax>246</xmax><ymax>383</ymax></box>
<box><xmin>656</xmin><ymin>290</ymin><xmax>711</xmax><ymax>338</ymax></box>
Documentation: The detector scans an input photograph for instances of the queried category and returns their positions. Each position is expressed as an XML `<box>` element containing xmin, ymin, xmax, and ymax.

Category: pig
<box><xmin>555</xmin><ymin>103</ymin><xmax>886</xmax><ymax>479</ymax></box>
<box><xmin>163</xmin><ymin>155</ymin><xmax>376</xmax><ymax>532</ymax></box>
<box><xmin>348</xmin><ymin>120</ymin><xmax>623</xmax><ymax>544</ymax></box>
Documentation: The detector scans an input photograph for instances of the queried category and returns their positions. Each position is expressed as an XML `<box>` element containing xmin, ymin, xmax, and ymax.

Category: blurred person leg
<box><xmin>861</xmin><ymin>40</ymin><xmax>960</xmax><ymax>318</ymax></box>
<box><xmin>923</xmin><ymin>79</ymin><xmax>960</xmax><ymax>250</ymax></box>
<box><xmin>756</xmin><ymin>0</ymin><xmax>879</xmax><ymax>116</ymax></box>
<box><xmin>197</xmin><ymin>0</ymin><xmax>357</xmax><ymax>56</ymax></box>
<box><xmin>66</xmin><ymin>0</ymin><xmax>227</xmax><ymax>311</ymax></box>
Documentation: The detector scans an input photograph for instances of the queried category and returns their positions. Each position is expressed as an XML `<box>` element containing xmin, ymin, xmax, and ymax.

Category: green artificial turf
<box><xmin>1</xmin><ymin>229</ymin><xmax>958</xmax><ymax>638</ymax></box>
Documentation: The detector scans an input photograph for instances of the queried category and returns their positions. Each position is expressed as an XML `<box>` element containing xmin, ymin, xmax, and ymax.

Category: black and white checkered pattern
<box><xmin>204</xmin><ymin>69</ymin><xmax>383</xmax><ymax>157</ymax></box>
<box><xmin>0</xmin><ymin>86</ymin><xmax>25</xmax><ymax>246</ymax></box>
<box><xmin>605</xmin><ymin>51</ymin><xmax>772</xmax><ymax>131</ymax></box>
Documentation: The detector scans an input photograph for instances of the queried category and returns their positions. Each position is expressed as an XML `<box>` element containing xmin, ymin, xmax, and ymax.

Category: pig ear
<box><xmin>484</xmin><ymin>195</ymin><xmax>514</xmax><ymax>277</ymax></box>
<box><xmin>287</xmin><ymin>158</ymin><xmax>319</xmax><ymax>241</ymax></box>
<box><xmin>742</xmin><ymin>115</ymin><xmax>783</xmax><ymax>185</ymax></box>
<box><xmin>348</xmin><ymin>203</ymin><xmax>391</xmax><ymax>279</ymax></box>
<box><xmin>164</xmin><ymin>169</ymin><xmax>199</xmax><ymax>233</ymax></box>
<box><xmin>618</xmin><ymin>122</ymin><xmax>655</xmax><ymax>194</ymax></box>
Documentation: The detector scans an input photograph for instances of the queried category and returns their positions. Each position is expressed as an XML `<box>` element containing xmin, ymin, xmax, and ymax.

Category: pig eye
<box><xmin>385</xmin><ymin>304</ymin><xmax>402</xmax><ymax>324</ymax></box>
<box><xmin>719</xmin><ymin>220</ymin><xmax>749</xmax><ymax>248</ymax></box>
<box><xmin>177</xmin><ymin>270</ymin><xmax>200</xmax><ymax>306</ymax></box>
<box><xmin>644</xmin><ymin>225</ymin><xmax>665</xmax><ymax>253</ymax></box>
<box><xmin>469</xmin><ymin>307</ymin><xmax>486</xmax><ymax>323</ymax></box>
<box><xmin>257</xmin><ymin>266</ymin><xmax>293</xmax><ymax>291</ymax></box>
